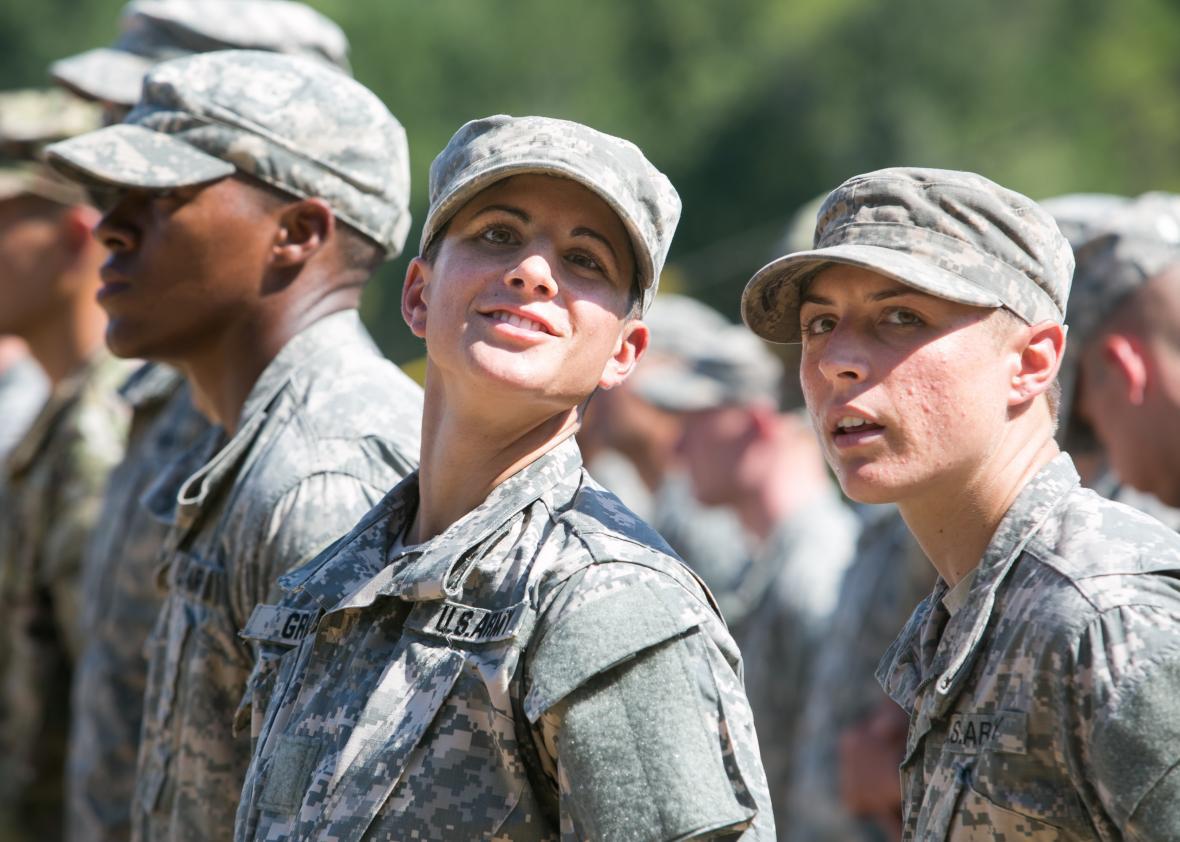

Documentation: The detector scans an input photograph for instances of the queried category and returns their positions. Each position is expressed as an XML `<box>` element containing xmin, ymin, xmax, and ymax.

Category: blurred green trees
<box><xmin>4</xmin><ymin>0</ymin><xmax>1180</xmax><ymax>361</ymax></box>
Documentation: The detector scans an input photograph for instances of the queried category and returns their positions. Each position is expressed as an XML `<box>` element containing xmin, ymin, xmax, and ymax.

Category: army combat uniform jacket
<box><xmin>132</xmin><ymin>312</ymin><xmax>422</xmax><ymax>842</ymax></box>
<box><xmin>0</xmin><ymin>349</ymin><xmax>133</xmax><ymax>841</ymax></box>
<box><xmin>878</xmin><ymin>454</ymin><xmax>1180</xmax><ymax>840</ymax></box>
<box><xmin>234</xmin><ymin>436</ymin><xmax>775</xmax><ymax>841</ymax></box>
<box><xmin>68</xmin><ymin>364</ymin><xmax>210</xmax><ymax>842</ymax></box>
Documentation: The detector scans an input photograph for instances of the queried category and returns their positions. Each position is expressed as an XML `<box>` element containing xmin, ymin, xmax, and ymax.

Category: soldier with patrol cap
<box><xmin>46</xmin><ymin>50</ymin><xmax>423</xmax><ymax>841</ymax></box>
<box><xmin>743</xmin><ymin>167</ymin><xmax>1180</xmax><ymax>837</ymax></box>
<box><xmin>634</xmin><ymin>316</ymin><xmax>858</xmax><ymax>833</ymax></box>
<box><xmin>234</xmin><ymin>114</ymin><xmax>775</xmax><ymax>841</ymax></box>
<box><xmin>0</xmin><ymin>87</ymin><xmax>133</xmax><ymax>842</ymax></box>
<box><xmin>51</xmin><ymin>5</ymin><xmax>356</xmax><ymax>841</ymax></box>
<box><xmin>1068</xmin><ymin>192</ymin><xmax>1180</xmax><ymax>511</ymax></box>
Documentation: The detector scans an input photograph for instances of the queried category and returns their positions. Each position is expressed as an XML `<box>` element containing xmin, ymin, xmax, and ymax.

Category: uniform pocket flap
<box><xmin>524</xmin><ymin>579</ymin><xmax>702</xmax><ymax>722</ymax></box>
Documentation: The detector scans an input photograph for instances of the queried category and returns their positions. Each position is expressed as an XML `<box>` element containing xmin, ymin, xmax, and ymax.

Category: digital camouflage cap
<box><xmin>421</xmin><ymin>114</ymin><xmax>682</xmax><ymax>314</ymax></box>
<box><xmin>742</xmin><ymin>167</ymin><xmax>1075</xmax><ymax>343</ymax></box>
<box><xmin>51</xmin><ymin>0</ymin><xmax>351</xmax><ymax>107</ymax></box>
<box><xmin>45</xmin><ymin>50</ymin><xmax>411</xmax><ymax>257</ymax></box>
<box><xmin>0</xmin><ymin>88</ymin><xmax>100</xmax><ymax>206</ymax></box>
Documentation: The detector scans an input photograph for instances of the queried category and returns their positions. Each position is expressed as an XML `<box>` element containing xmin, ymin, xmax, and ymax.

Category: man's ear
<box><xmin>598</xmin><ymin>318</ymin><xmax>649</xmax><ymax>390</ymax></box>
<box><xmin>402</xmin><ymin>257</ymin><xmax>431</xmax><ymax>338</ymax></box>
<box><xmin>272</xmin><ymin>198</ymin><xmax>334</xmax><ymax>267</ymax></box>
<box><xmin>1009</xmin><ymin>320</ymin><xmax>1065</xmax><ymax>409</ymax></box>
<box><xmin>1100</xmin><ymin>332</ymin><xmax>1150</xmax><ymax>405</ymax></box>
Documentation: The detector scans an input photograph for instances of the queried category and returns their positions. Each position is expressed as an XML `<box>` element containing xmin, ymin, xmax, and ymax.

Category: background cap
<box><xmin>742</xmin><ymin>166</ymin><xmax>1075</xmax><ymax>343</ymax></box>
<box><xmin>1040</xmin><ymin>193</ymin><xmax>1131</xmax><ymax>250</ymax></box>
<box><xmin>421</xmin><ymin>114</ymin><xmax>681</xmax><ymax>313</ymax></box>
<box><xmin>633</xmin><ymin>312</ymin><xmax>783</xmax><ymax>412</ymax></box>
<box><xmin>51</xmin><ymin>0</ymin><xmax>351</xmax><ymax>106</ymax></box>
<box><xmin>45</xmin><ymin>50</ymin><xmax>410</xmax><ymax>257</ymax></box>
<box><xmin>0</xmin><ymin>88</ymin><xmax>101</xmax><ymax>205</ymax></box>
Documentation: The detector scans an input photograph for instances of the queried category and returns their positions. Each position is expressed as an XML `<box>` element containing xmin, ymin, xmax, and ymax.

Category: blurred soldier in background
<box><xmin>745</xmin><ymin>166</ymin><xmax>1180</xmax><ymax>837</ymax></box>
<box><xmin>1068</xmin><ymin>192</ymin><xmax>1180</xmax><ymax>513</ymax></box>
<box><xmin>637</xmin><ymin>319</ymin><xmax>858</xmax><ymax>832</ymax></box>
<box><xmin>578</xmin><ymin>293</ymin><xmax>748</xmax><ymax>595</ymax></box>
<box><xmin>47</xmin><ymin>49</ymin><xmax>422</xmax><ymax>841</ymax></box>
<box><xmin>0</xmin><ymin>336</ymin><xmax>48</xmax><ymax>459</ymax></box>
<box><xmin>51</xmin><ymin>0</ymin><xmax>351</xmax><ymax>124</ymax></box>
<box><xmin>0</xmin><ymin>88</ymin><xmax>133</xmax><ymax>842</ymax></box>
<box><xmin>51</xmin><ymin>5</ymin><xmax>356</xmax><ymax>840</ymax></box>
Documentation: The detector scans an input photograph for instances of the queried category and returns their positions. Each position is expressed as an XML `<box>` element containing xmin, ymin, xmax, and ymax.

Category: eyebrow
<box><xmin>471</xmin><ymin>203</ymin><xmax>530</xmax><ymax>223</ymax></box>
<box><xmin>801</xmin><ymin>285</ymin><xmax>915</xmax><ymax>306</ymax></box>
<box><xmin>571</xmin><ymin>226</ymin><xmax>619</xmax><ymax>262</ymax></box>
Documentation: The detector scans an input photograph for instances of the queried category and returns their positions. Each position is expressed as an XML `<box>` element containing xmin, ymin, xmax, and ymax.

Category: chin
<box><xmin>834</xmin><ymin>465</ymin><xmax>912</xmax><ymax>505</ymax></box>
<box><xmin>105</xmin><ymin>322</ymin><xmax>161</xmax><ymax>362</ymax></box>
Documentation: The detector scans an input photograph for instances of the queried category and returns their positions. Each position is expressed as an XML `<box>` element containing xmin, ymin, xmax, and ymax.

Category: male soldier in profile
<box><xmin>1068</xmin><ymin>192</ymin><xmax>1180</xmax><ymax>511</ymax></box>
<box><xmin>234</xmin><ymin>114</ymin><xmax>774</xmax><ymax>841</ymax></box>
<box><xmin>0</xmin><ymin>87</ymin><xmax>132</xmax><ymax>842</ymax></box>
<box><xmin>51</xmin><ymin>5</ymin><xmax>356</xmax><ymax>840</ymax></box>
<box><xmin>47</xmin><ymin>50</ymin><xmax>422</xmax><ymax>840</ymax></box>
<box><xmin>743</xmin><ymin>167</ymin><xmax>1180</xmax><ymax>837</ymax></box>
<box><xmin>636</xmin><ymin>320</ymin><xmax>858</xmax><ymax>832</ymax></box>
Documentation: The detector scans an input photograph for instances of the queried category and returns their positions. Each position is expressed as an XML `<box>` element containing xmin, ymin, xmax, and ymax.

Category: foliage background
<box><xmin>4</xmin><ymin>0</ymin><xmax>1180</xmax><ymax>363</ymax></box>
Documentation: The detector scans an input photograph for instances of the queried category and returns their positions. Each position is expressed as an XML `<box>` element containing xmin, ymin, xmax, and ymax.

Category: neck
<box><xmin>898</xmin><ymin>428</ymin><xmax>1059</xmax><ymax>587</ymax></box>
<box><xmin>175</xmin><ymin>296</ymin><xmax>356</xmax><ymax>435</ymax></box>
<box><xmin>23</xmin><ymin>269</ymin><xmax>106</xmax><ymax>386</ymax></box>
<box><xmin>413</xmin><ymin>372</ymin><xmax>581</xmax><ymax>543</ymax></box>
<box><xmin>615</xmin><ymin>436</ymin><xmax>674</xmax><ymax>493</ymax></box>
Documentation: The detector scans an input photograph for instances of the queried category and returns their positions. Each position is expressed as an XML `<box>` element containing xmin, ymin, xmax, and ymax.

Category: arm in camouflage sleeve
<box><xmin>527</xmin><ymin>563</ymin><xmax>776</xmax><ymax>841</ymax></box>
<box><xmin>1082</xmin><ymin>604</ymin><xmax>1180</xmax><ymax>838</ymax></box>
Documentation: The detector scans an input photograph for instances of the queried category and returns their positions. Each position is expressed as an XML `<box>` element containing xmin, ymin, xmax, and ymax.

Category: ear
<box><xmin>272</xmin><ymin>198</ymin><xmax>334</xmax><ymax>268</ymax></box>
<box><xmin>401</xmin><ymin>257</ymin><xmax>431</xmax><ymax>338</ymax></box>
<box><xmin>598</xmin><ymin>318</ymin><xmax>649</xmax><ymax>390</ymax></box>
<box><xmin>61</xmin><ymin>204</ymin><xmax>101</xmax><ymax>258</ymax></box>
<box><xmin>1100</xmin><ymin>332</ymin><xmax>1150</xmax><ymax>405</ymax></box>
<box><xmin>1009</xmin><ymin>320</ymin><xmax>1065</xmax><ymax>409</ymax></box>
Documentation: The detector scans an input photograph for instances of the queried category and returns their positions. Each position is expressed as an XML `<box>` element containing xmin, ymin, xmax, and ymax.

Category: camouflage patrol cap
<box><xmin>633</xmin><ymin>321</ymin><xmax>783</xmax><ymax>412</ymax></box>
<box><xmin>1040</xmin><ymin>193</ymin><xmax>1131</xmax><ymax>251</ymax></box>
<box><xmin>642</xmin><ymin>294</ymin><xmax>732</xmax><ymax>360</ymax></box>
<box><xmin>0</xmin><ymin>89</ymin><xmax>100</xmax><ymax>205</ymax></box>
<box><xmin>45</xmin><ymin>50</ymin><xmax>411</xmax><ymax>257</ymax></box>
<box><xmin>421</xmin><ymin>114</ymin><xmax>682</xmax><ymax>313</ymax></box>
<box><xmin>742</xmin><ymin>167</ymin><xmax>1075</xmax><ymax>343</ymax></box>
<box><xmin>51</xmin><ymin>0</ymin><xmax>351</xmax><ymax>107</ymax></box>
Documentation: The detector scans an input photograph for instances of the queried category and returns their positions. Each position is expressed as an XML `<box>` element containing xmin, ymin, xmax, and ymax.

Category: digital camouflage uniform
<box><xmin>51</xmin><ymin>6</ymin><xmax>354</xmax><ymax>840</ymax></box>
<box><xmin>46</xmin><ymin>50</ymin><xmax>422</xmax><ymax>842</ymax></box>
<box><xmin>235</xmin><ymin>437</ymin><xmax>773</xmax><ymax>841</ymax></box>
<box><xmin>878</xmin><ymin>455</ymin><xmax>1180</xmax><ymax>838</ymax></box>
<box><xmin>786</xmin><ymin>509</ymin><xmax>936</xmax><ymax>842</ymax></box>
<box><xmin>67</xmin><ymin>364</ymin><xmax>210</xmax><ymax>842</ymax></box>
<box><xmin>0</xmin><ymin>351</ymin><xmax>135</xmax><ymax>841</ymax></box>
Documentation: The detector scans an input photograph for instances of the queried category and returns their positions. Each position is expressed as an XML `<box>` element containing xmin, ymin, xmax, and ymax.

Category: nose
<box><xmin>93</xmin><ymin>200</ymin><xmax>138</xmax><ymax>255</ymax></box>
<box><xmin>505</xmin><ymin>253</ymin><xmax>557</xmax><ymax>299</ymax></box>
<box><xmin>814</xmin><ymin>325</ymin><xmax>870</xmax><ymax>383</ymax></box>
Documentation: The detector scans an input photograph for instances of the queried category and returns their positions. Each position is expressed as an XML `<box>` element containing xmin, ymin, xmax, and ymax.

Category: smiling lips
<box><xmin>487</xmin><ymin>309</ymin><xmax>557</xmax><ymax>336</ymax></box>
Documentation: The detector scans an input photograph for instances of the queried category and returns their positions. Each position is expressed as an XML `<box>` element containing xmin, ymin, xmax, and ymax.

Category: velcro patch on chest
<box><xmin>406</xmin><ymin>599</ymin><xmax>529</xmax><ymax>644</ymax></box>
<box><xmin>240</xmin><ymin>603</ymin><xmax>319</xmax><ymax>647</ymax></box>
<box><xmin>944</xmin><ymin>710</ymin><xmax>1028</xmax><ymax>755</ymax></box>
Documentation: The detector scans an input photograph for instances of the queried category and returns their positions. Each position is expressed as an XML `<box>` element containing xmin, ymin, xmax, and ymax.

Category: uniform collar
<box><xmin>878</xmin><ymin>452</ymin><xmax>1078</xmax><ymax>716</ymax></box>
<box><xmin>6</xmin><ymin>348</ymin><xmax>112</xmax><ymax>478</ymax></box>
<box><xmin>289</xmin><ymin>435</ymin><xmax>584</xmax><ymax>612</ymax></box>
<box><xmin>118</xmin><ymin>361</ymin><xmax>185</xmax><ymax>411</ymax></box>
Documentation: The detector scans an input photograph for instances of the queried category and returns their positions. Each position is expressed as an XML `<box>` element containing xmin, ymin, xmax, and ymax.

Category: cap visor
<box><xmin>45</xmin><ymin>123</ymin><xmax>235</xmax><ymax>191</ymax></box>
<box><xmin>742</xmin><ymin>243</ymin><xmax>1004</xmax><ymax>343</ymax></box>
<box><xmin>50</xmin><ymin>48</ymin><xmax>154</xmax><ymax>107</ymax></box>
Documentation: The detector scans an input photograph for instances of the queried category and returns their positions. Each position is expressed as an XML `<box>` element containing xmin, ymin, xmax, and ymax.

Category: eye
<box><xmin>802</xmin><ymin>313</ymin><xmax>837</xmax><ymax>337</ymax></box>
<box><xmin>566</xmin><ymin>250</ymin><xmax>604</xmax><ymax>273</ymax></box>
<box><xmin>478</xmin><ymin>224</ymin><xmax>518</xmax><ymax>246</ymax></box>
<box><xmin>883</xmin><ymin>307</ymin><xmax>924</xmax><ymax>327</ymax></box>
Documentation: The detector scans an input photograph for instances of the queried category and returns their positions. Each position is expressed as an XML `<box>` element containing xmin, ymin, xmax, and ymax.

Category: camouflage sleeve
<box><xmin>42</xmin><ymin>397</ymin><xmax>128</xmax><ymax>658</ymax></box>
<box><xmin>229</xmin><ymin>471</ymin><xmax>389</xmax><ymax>631</ymax></box>
<box><xmin>526</xmin><ymin>562</ymin><xmax>775</xmax><ymax>841</ymax></box>
<box><xmin>1083</xmin><ymin>604</ymin><xmax>1180</xmax><ymax>838</ymax></box>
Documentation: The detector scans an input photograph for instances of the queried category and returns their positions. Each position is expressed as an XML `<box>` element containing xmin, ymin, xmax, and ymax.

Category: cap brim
<box><xmin>632</xmin><ymin>366</ymin><xmax>727</xmax><ymax>412</ymax></box>
<box><xmin>50</xmin><ymin>48</ymin><xmax>155</xmax><ymax>107</ymax></box>
<box><xmin>422</xmin><ymin>160</ymin><xmax>657</xmax><ymax>304</ymax></box>
<box><xmin>741</xmin><ymin>243</ymin><xmax>1005</xmax><ymax>343</ymax></box>
<box><xmin>45</xmin><ymin>123</ymin><xmax>235</xmax><ymax>191</ymax></box>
